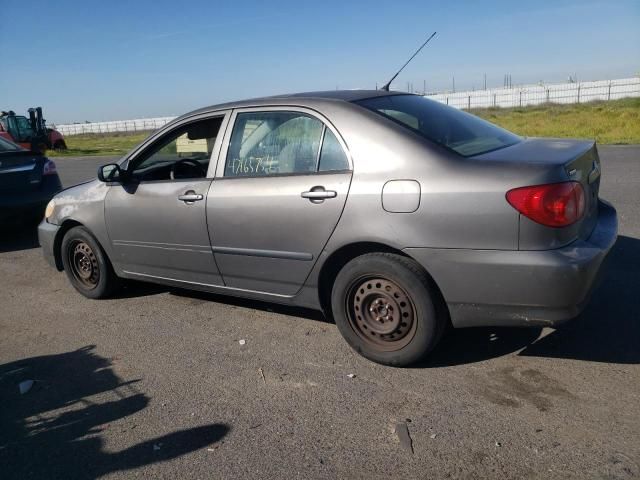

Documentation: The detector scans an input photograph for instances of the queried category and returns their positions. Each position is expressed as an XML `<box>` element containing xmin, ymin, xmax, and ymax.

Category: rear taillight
<box><xmin>43</xmin><ymin>159</ymin><xmax>57</xmax><ymax>176</ymax></box>
<box><xmin>506</xmin><ymin>181</ymin><xmax>585</xmax><ymax>227</ymax></box>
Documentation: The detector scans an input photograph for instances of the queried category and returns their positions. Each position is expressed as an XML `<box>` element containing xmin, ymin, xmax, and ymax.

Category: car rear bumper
<box><xmin>404</xmin><ymin>200</ymin><xmax>618</xmax><ymax>328</ymax></box>
<box><xmin>38</xmin><ymin>220</ymin><xmax>61</xmax><ymax>270</ymax></box>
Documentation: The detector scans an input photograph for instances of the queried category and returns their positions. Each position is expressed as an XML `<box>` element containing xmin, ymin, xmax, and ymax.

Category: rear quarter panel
<box><xmin>296</xmin><ymin>102</ymin><xmax>583</xmax><ymax>309</ymax></box>
<box><xmin>312</xmin><ymin>103</ymin><xmax>522</xmax><ymax>252</ymax></box>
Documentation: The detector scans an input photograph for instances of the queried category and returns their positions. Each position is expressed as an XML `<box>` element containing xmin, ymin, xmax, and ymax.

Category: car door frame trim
<box><xmin>118</xmin><ymin>110</ymin><xmax>232</xmax><ymax>178</ymax></box>
<box><xmin>215</xmin><ymin>105</ymin><xmax>353</xmax><ymax>179</ymax></box>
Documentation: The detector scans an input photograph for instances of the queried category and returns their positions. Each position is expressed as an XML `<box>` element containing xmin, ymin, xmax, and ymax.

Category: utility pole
<box><xmin>423</xmin><ymin>79</ymin><xmax>426</xmax><ymax>95</ymax></box>
<box><xmin>452</xmin><ymin>76</ymin><xmax>455</xmax><ymax>93</ymax></box>
<box><xmin>484</xmin><ymin>73</ymin><xmax>487</xmax><ymax>90</ymax></box>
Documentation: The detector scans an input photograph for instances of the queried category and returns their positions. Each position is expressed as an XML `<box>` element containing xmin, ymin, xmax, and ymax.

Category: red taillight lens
<box><xmin>506</xmin><ymin>181</ymin><xmax>585</xmax><ymax>227</ymax></box>
<box><xmin>43</xmin><ymin>159</ymin><xmax>57</xmax><ymax>176</ymax></box>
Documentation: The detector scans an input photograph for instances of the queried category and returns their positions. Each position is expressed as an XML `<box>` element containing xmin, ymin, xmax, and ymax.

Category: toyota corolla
<box><xmin>38</xmin><ymin>91</ymin><xmax>617</xmax><ymax>366</ymax></box>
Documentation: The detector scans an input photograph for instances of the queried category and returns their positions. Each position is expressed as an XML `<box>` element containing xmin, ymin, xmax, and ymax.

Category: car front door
<box><xmin>207</xmin><ymin>108</ymin><xmax>353</xmax><ymax>296</ymax></box>
<box><xmin>104</xmin><ymin>113</ymin><xmax>229</xmax><ymax>286</ymax></box>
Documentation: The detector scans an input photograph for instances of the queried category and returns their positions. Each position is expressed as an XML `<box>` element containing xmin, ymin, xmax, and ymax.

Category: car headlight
<box><xmin>45</xmin><ymin>199</ymin><xmax>56</xmax><ymax>220</ymax></box>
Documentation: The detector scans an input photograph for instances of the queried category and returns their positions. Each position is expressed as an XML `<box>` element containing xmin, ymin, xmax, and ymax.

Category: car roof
<box><xmin>182</xmin><ymin>90</ymin><xmax>410</xmax><ymax>118</ymax></box>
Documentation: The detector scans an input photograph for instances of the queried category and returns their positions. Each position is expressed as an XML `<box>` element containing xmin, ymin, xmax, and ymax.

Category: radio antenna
<box><xmin>380</xmin><ymin>31</ymin><xmax>437</xmax><ymax>92</ymax></box>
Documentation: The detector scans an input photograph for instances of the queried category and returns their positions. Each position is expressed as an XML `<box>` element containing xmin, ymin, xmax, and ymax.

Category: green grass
<box><xmin>472</xmin><ymin>97</ymin><xmax>640</xmax><ymax>144</ymax></box>
<box><xmin>47</xmin><ymin>131</ymin><xmax>152</xmax><ymax>157</ymax></box>
<box><xmin>48</xmin><ymin>98</ymin><xmax>640</xmax><ymax>157</ymax></box>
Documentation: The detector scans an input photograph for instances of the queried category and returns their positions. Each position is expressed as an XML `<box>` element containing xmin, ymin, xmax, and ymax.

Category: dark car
<box><xmin>0</xmin><ymin>136</ymin><xmax>62</xmax><ymax>224</ymax></box>
<box><xmin>38</xmin><ymin>91</ymin><xmax>616</xmax><ymax>366</ymax></box>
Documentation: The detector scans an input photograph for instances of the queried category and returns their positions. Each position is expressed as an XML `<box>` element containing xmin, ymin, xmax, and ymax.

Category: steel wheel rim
<box><xmin>68</xmin><ymin>240</ymin><xmax>100</xmax><ymax>289</ymax></box>
<box><xmin>345</xmin><ymin>276</ymin><xmax>417</xmax><ymax>352</ymax></box>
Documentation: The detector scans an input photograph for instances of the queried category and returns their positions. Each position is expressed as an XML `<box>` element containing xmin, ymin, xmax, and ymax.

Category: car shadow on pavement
<box><xmin>422</xmin><ymin>327</ymin><xmax>544</xmax><ymax>368</ymax></box>
<box><xmin>519</xmin><ymin>235</ymin><xmax>640</xmax><ymax>364</ymax></box>
<box><xmin>0</xmin><ymin>223</ymin><xmax>40</xmax><ymax>253</ymax></box>
<box><xmin>170</xmin><ymin>288</ymin><xmax>330</xmax><ymax>323</ymax></box>
<box><xmin>0</xmin><ymin>345</ymin><xmax>229</xmax><ymax>480</ymax></box>
<box><xmin>424</xmin><ymin>235</ymin><xmax>640</xmax><ymax>367</ymax></box>
<box><xmin>113</xmin><ymin>280</ymin><xmax>171</xmax><ymax>299</ymax></box>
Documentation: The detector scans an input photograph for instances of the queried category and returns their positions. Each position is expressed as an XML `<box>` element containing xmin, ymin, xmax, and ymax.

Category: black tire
<box><xmin>60</xmin><ymin>226</ymin><xmax>120</xmax><ymax>299</ymax></box>
<box><xmin>53</xmin><ymin>140</ymin><xmax>67</xmax><ymax>151</ymax></box>
<box><xmin>331</xmin><ymin>253</ymin><xmax>444</xmax><ymax>367</ymax></box>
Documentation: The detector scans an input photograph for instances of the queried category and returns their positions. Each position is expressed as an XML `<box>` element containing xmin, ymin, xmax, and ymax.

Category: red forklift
<box><xmin>0</xmin><ymin>107</ymin><xmax>67</xmax><ymax>152</ymax></box>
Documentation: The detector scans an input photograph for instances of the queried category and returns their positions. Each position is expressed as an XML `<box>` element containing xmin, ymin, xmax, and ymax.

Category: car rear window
<box><xmin>0</xmin><ymin>136</ymin><xmax>23</xmax><ymax>152</ymax></box>
<box><xmin>356</xmin><ymin>95</ymin><xmax>520</xmax><ymax>157</ymax></box>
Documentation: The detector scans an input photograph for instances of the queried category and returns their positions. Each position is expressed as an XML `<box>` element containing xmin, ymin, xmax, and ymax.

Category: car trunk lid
<box><xmin>563</xmin><ymin>141</ymin><xmax>600</xmax><ymax>239</ymax></box>
<box><xmin>0</xmin><ymin>151</ymin><xmax>43</xmax><ymax>192</ymax></box>
<box><xmin>472</xmin><ymin>137</ymin><xmax>601</xmax><ymax>245</ymax></box>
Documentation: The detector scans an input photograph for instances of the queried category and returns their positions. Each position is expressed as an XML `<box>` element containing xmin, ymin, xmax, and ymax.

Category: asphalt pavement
<box><xmin>0</xmin><ymin>146</ymin><xmax>638</xmax><ymax>479</ymax></box>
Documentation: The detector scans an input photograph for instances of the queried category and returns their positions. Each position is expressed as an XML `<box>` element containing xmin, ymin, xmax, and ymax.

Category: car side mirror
<box><xmin>97</xmin><ymin>163</ymin><xmax>123</xmax><ymax>183</ymax></box>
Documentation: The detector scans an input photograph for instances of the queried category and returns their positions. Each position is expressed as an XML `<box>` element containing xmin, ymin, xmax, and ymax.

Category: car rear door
<box><xmin>207</xmin><ymin>107</ymin><xmax>352</xmax><ymax>296</ymax></box>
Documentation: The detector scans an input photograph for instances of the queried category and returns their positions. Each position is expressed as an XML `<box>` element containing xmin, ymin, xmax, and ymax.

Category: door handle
<box><xmin>178</xmin><ymin>191</ymin><xmax>204</xmax><ymax>203</ymax></box>
<box><xmin>301</xmin><ymin>188</ymin><xmax>337</xmax><ymax>200</ymax></box>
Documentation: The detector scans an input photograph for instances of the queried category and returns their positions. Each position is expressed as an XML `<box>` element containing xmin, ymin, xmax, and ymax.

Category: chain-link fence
<box><xmin>53</xmin><ymin>77</ymin><xmax>640</xmax><ymax>135</ymax></box>
<box><xmin>426</xmin><ymin>76</ymin><xmax>640</xmax><ymax>110</ymax></box>
<box><xmin>54</xmin><ymin>116</ymin><xmax>176</xmax><ymax>136</ymax></box>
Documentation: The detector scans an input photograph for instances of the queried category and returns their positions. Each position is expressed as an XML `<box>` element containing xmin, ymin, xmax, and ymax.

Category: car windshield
<box><xmin>356</xmin><ymin>95</ymin><xmax>521</xmax><ymax>157</ymax></box>
<box><xmin>0</xmin><ymin>136</ymin><xmax>23</xmax><ymax>152</ymax></box>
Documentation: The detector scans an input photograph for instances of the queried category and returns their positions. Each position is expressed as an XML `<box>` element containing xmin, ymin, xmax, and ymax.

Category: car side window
<box><xmin>225</xmin><ymin>111</ymin><xmax>348</xmax><ymax>177</ymax></box>
<box><xmin>129</xmin><ymin>117</ymin><xmax>223</xmax><ymax>182</ymax></box>
<box><xmin>318</xmin><ymin>128</ymin><xmax>349</xmax><ymax>172</ymax></box>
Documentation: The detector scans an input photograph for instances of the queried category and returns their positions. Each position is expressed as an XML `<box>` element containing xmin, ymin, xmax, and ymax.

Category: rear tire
<box><xmin>331</xmin><ymin>253</ymin><xmax>444</xmax><ymax>367</ymax></box>
<box><xmin>61</xmin><ymin>226</ymin><xmax>120</xmax><ymax>299</ymax></box>
<box><xmin>53</xmin><ymin>140</ymin><xmax>67</xmax><ymax>151</ymax></box>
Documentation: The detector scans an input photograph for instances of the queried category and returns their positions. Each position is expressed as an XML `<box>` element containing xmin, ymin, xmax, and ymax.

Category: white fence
<box><xmin>55</xmin><ymin>116</ymin><xmax>176</xmax><ymax>136</ymax></box>
<box><xmin>54</xmin><ymin>76</ymin><xmax>640</xmax><ymax>136</ymax></box>
<box><xmin>426</xmin><ymin>76</ymin><xmax>640</xmax><ymax>110</ymax></box>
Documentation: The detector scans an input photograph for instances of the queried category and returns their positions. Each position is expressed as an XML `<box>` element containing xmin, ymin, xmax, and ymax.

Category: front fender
<box><xmin>48</xmin><ymin>180</ymin><xmax>113</xmax><ymax>262</ymax></box>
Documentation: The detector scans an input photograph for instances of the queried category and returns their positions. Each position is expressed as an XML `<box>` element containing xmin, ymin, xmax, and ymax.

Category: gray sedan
<box><xmin>38</xmin><ymin>91</ymin><xmax>617</xmax><ymax>366</ymax></box>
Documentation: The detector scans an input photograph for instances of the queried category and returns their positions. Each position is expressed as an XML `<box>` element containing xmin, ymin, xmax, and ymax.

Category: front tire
<box><xmin>61</xmin><ymin>226</ymin><xmax>119</xmax><ymax>299</ymax></box>
<box><xmin>331</xmin><ymin>253</ymin><xmax>444</xmax><ymax>367</ymax></box>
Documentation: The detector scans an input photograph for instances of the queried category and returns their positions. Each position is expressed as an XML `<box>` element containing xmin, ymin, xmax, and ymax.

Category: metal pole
<box><xmin>468</xmin><ymin>95</ymin><xmax>471</xmax><ymax>110</ymax></box>
<box><xmin>607</xmin><ymin>81</ymin><xmax>611</xmax><ymax>101</ymax></box>
<box><xmin>577</xmin><ymin>83</ymin><xmax>581</xmax><ymax>104</ymax></box>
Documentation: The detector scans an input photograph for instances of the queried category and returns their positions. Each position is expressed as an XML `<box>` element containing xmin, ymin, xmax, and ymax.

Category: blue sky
<box><xmin>1</xmin><ymin>0</ymin><xmax>638</xmax><ymax>123</ymax></box>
